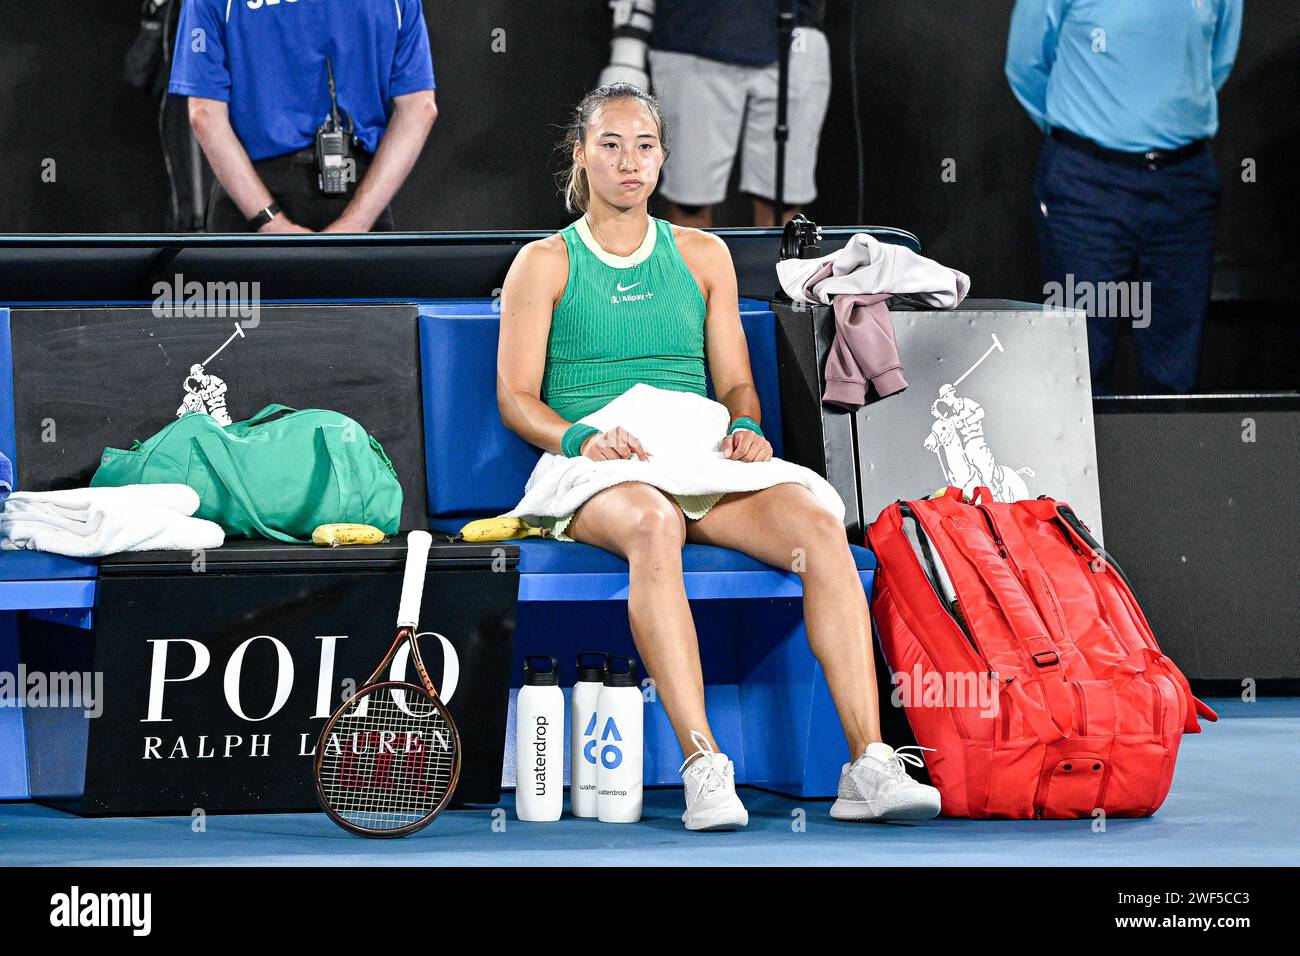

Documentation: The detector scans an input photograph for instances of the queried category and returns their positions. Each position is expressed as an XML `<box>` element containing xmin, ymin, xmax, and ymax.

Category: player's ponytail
<box><xmin>558</xmin><ymin>82</ymin><xmax>669</xmax><ymax>215</ymax></box>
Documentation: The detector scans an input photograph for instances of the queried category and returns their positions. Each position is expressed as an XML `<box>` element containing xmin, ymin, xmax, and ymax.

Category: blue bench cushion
<box><xmin>425</xmin><ymin>515</ymin><xmax>875</xmax><ymax>574</ymax></box>
<box><xmin>511</xmin><ymin>539</ymin><xmax>875</xmax><ymax>575</ymax></box>
<box><xmin>0</xmin><ymin>551</ymin><xmax>98</xmax><ymax>581</ymax></box>
<box><xmin>419</xmin><ymin>299</ymin><xmax>784</xmax><ymax>522</ymax></box>
<box><xmin>0</xmin><ymin>551</ymin><xmax>97</xmax><ymax>616</ymax></box>
<box><xmin>511</xmin><ymin>539</ymin><xmax>875</xmax><ymax>603</ymax></box>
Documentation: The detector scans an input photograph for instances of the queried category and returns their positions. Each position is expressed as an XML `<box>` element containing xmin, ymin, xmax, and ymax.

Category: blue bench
<box><xmin>0</xmin><ymin>308</ymin><xmax>98</xmax><ymax>627</ymax></box>
<box><xmin>0</xmin><ymin>556</ymin><xmax>98</xmax><ymax>800</ymax></box>
<box><xmin>0</xmin><ymin>297</ymin><xmax>874</xmax><ymax>801</ymax></box>
<box><xmin>0</xmin><ymin>553</ymin><xmax>97</xmax><ymax>625</ymax></box>
<box><xmin>1</xmin><ymin>307</ymin><xmax>100</xmax><ymax>798</ymax></box>
<box><xmin>418</xmin><ymin>298</ymin><xmax>874</xmax><ymax>797</ymax></box>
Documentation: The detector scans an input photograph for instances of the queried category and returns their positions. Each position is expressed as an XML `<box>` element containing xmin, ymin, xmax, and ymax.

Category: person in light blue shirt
<box><xmin>1006</xmin><ymin>0</ymin><xmax>1243</xmax><ymax>394</ymax></box>
<box><xmin>170</xmin><ymin>0</ymin><xmax>438</xmax><ymax>233</ymax></box>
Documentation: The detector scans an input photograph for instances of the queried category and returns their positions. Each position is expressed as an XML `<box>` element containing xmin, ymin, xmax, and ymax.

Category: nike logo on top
<box><xmin>616</xmin><ymin>281</ymin><xmax>642</xmax><ymax>293</ymax></box>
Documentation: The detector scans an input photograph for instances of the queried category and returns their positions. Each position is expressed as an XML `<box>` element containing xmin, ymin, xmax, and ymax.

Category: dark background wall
<box><xmin>0</xmin><ymin>1</ymin><xmax>1296</xmax><ymax>386</ymax></box>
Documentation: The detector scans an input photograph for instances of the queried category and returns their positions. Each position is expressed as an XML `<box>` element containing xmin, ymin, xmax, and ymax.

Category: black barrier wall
<box><xmin>1094</xmin><ymin>397</ymin><xmax>1300</xmax><ymax>687</ymax></box>
<box><xmin>21</xmin><ymin>542</ymin><xmax>519</xmax><ymax>814</ymax></box>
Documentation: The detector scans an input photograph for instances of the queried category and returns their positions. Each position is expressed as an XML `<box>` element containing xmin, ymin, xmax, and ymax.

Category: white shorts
<box><xmin>648</xmin><ymin>28</ymin><xmax>831</xmax><ymax>208</ymax></box>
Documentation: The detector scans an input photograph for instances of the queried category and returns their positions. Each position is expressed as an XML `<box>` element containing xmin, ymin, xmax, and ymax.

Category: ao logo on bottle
<box><xmin>583</xmin><ymin>713</ymin><xmax>625</xmax><ymax>769</ymax></box>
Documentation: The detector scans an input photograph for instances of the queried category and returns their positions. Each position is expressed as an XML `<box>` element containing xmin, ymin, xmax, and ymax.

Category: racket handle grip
<box><xmin>397</xmin><ymin>530</ymin><xmax>433</xmax><ymax>628</ymax></box>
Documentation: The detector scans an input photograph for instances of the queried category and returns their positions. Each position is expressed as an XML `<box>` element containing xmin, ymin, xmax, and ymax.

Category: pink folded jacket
<box><xmin>821</xmin><ymin>292</ymin><xmax>907</xmax><ymax>409</ymax></box>
<box><xmin>805</xmin><ymin>264</ymin><xmax>907</xmax><ymax>409</ymax></box>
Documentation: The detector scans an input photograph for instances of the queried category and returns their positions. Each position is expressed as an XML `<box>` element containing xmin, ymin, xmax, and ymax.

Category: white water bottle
<box><xmin>570</xmin><ymin>652</ymin><xmax>608</xmax><ymax>819</ymax></box>
<box><xmin>596</xmin><ymin>656</ymin><xmax>643</xmax><ymax>823</ymax></box>
<box><xmin>516</xmin><ymin>655</ymin><xmax>564</xmax><ymax>822</ymax></box>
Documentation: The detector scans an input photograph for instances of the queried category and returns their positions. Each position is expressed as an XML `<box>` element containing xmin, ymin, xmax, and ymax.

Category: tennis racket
<box><xmin>313</xmin><ymin>530</ymin><xmax>462</xmax><ymax>837</ymax></box>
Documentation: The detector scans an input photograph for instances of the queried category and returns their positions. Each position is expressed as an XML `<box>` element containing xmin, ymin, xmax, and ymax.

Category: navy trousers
<box><xmin>1035</xmin><ymin>135</ymin><xmax>1221</xmax><ymax>394</ymax></box>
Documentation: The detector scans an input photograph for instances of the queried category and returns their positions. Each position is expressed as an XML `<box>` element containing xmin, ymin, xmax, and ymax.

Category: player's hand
<box><xmin>721</xmin><ymin>429</ymin><xmax>772</xmax><ymax>462</ymax></box>
<box><xmin>580</xmin><ymin>426</ymin><xmax>651</xmax><ymax>462</ymax></box>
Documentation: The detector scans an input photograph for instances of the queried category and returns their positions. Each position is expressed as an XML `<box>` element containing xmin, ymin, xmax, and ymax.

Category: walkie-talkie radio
<box><xmin>316</xmin><ymin>58</ymin><xmax>356</xmax><ymax>195</ymax></box>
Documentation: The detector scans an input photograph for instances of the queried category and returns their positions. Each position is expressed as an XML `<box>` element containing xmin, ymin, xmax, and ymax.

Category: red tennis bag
<box><xmin>867</xmin><ymin>487</ymin><xmax>1216</xmax><ymax>819</ymax></box>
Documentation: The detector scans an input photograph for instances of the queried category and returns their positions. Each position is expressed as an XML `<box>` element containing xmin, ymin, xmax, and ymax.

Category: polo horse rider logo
<box><xmin>923</xmin><ymin>334</ymin><xmax>1036</xmax><ymax>502</ymax></box>
<box><xmin>176</xmin><ymin>323</ymin><xmax>244</xmax><ymax>426</ymax></box>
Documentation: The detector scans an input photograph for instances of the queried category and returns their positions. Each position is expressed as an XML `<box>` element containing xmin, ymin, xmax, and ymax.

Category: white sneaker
<box><xmin>679</xmin><ymin>731</ymin><xmax>749</xmax><ymax>831</ymax></box>
<box><xmin>830</xmin><ymin>743</ymin><xmax>942</xmax><ymax>822</ymax></box>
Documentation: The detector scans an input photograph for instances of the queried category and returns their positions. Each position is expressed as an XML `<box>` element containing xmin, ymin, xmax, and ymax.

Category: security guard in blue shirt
<box><xmin>1006</xmin><ymin>0</ymin><xmax>1243</xmax><ymax>394</ymax></box>
<box><xmin>169</xmin><ymin>0</ymin><xmax>437</xmax><ymax>233</ymax></box>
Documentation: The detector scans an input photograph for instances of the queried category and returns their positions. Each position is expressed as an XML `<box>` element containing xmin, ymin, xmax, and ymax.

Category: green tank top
<box><xmin>542</xmin><ymin>216</ymin><xmax>708</xmax><ymax>422</ymax></box>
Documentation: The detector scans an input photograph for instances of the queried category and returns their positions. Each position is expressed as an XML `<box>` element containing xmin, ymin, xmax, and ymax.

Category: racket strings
<box><xmin>317</xmin><ymin>686</ymin><xmax>457</xmax><ymax>833</ymax></box>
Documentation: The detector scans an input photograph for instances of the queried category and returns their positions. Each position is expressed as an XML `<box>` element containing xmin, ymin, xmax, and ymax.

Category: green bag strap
<box><xmin>245</xmin><ymin>404</ymin><xmax>300</xmax><ymax>427</ymax></box>
<box><xmin>368</xmin><ymin>433</ymin><xmax>396</xmax><ymax>475</ymax></box>
<box><xmin>319</xmin><ymin>425</ymin><xmax>357</xmax><ymax>517</ymax></box>
<box><xmin>192</xmin><ymin>432</ymin><xmax>305</xmax><ymax>544</ymax></box>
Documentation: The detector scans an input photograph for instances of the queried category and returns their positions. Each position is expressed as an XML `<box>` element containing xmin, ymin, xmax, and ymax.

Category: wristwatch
<box><xmin>247</xmin><ymin>201</ymin><xmax>282</xmax><ymax>229</ymax></box>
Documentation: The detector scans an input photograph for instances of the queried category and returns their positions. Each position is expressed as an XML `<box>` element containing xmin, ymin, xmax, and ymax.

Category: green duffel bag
<box><xmin>91</xmin><ymin>404</ymin><xmax>403</xmax><ymax>543</ymax></box>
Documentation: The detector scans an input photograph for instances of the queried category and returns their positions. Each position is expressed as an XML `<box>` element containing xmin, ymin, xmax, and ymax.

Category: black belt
<box><xmin>1050</xmin><ymin>127</ymin><xmax>1208</xmax><ymax>171</ymax></box>
<box><xmin>275</xmin><ymin>146</ymin><xmax>374</xmax><ymax>166</ymax></box>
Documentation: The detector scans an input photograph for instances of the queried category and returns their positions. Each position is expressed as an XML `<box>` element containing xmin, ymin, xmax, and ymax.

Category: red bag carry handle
<box><xmin>1003</xmin><ymin>677</ymin><xmax>1069</xmax><ymax>744</ymax></box>
<box><xmin>1115</xmin><ymin>647</ymin><xmax>1218</xmax><ymax>732</ymax></box>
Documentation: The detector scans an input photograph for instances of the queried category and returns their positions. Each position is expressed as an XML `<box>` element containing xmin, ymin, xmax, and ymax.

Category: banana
<box><xmin>311</xmin><ymin>523</ymin><xmax>387</xmax><ymax>547</ymax></box>
<box><xmin>451</xmin><ymin>516</ymin><xmax>548</xmax><ymax>542</ymax></box>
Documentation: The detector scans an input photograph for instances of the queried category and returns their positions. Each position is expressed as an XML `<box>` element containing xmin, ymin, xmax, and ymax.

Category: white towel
<box><xmin>501</xmin><ymin>384</ymin><xmax>846</xmax><ymax>525</ymax></box>
<box><xmin>776</xmin><ymin>232</ymin><xmax>971</xmax><ymax>308</ymax></box>
<box><xmin>0</xmin><ymin>483</ymin><xmax>225</xmax><ymax>557</ymax></box>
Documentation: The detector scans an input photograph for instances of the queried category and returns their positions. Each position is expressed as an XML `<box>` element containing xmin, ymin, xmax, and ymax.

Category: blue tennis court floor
<box><xmin>1</xmin><ymin>698</ymin><xmax>1294</xmax><ymax>867</ymax></box>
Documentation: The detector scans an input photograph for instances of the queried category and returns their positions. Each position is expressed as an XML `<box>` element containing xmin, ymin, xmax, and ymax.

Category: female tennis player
<box><xmin>498</xmin><ymin>83</ymin><xmax>940</xmax><ymax>830</ymax></box>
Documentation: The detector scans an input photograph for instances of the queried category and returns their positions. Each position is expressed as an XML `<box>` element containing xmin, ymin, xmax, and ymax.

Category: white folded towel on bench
<box><xmin>0</xmin><ymin>484</ymin><xmax>225</xmax><ymax>557</ymax></box>
<box><xmin>501</xmin><ymin>384</ymin><xmax>846</xmax><ymax>526</ymax></box>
